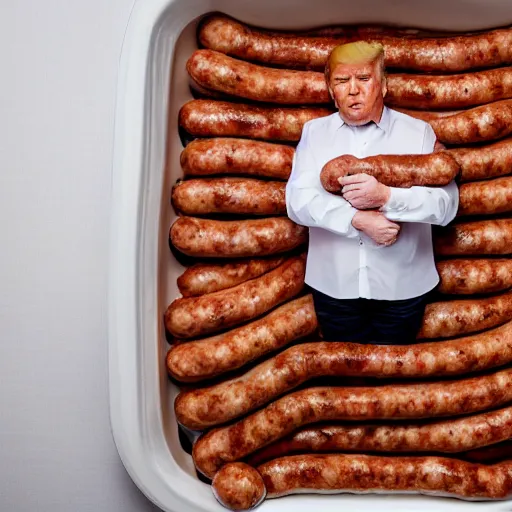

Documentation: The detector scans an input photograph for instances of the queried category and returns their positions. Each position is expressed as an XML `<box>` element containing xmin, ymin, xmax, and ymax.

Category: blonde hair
<box><xmin>325</xmin><ymin>41</ymin><xmax>385</xmax><ymax>82</ymax></box>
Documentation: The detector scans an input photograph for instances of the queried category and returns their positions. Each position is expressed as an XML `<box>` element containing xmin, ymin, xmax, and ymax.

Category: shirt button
<box><xmin>359</xmin><ymin>240</ymin><xmax>363</xmax><ymax>245</ymax></box>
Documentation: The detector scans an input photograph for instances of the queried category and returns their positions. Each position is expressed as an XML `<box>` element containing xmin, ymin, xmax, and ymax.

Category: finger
<box><xmin>341</xmin><ymin>184</ymin><xmax>361</xmax><ymax>193</ymax></box>
<box><xmin>339</xmin><ymin>173</ymin><xmax>370</xmax><ymax>186</ymax></box>
<box><xmin>343</xmin><ymin>191</ymin><xmax>362</xmax><ymax>201</ymax></box>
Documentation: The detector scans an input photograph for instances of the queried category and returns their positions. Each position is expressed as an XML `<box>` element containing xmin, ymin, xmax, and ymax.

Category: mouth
<box><xmin>349</xmin><ymin>103</ymin><xmax>363</xmax><ymax>110</ymax></box>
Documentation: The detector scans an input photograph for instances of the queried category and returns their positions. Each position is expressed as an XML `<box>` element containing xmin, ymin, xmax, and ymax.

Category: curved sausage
<box><xmin>385</xmin><ymin>68</ymin><xmax>512</xmax><ymax>110</ymax></box>
<box><xmin>448</xmin><ymin>138</ymin><xmax>512</xmax><ymax>182</ymax></box>
<box><xmin>247</xmin><ymin>405</ymin><xmax>512</xmax><ymax>467</ymax></box>
<box><xmin>399</xmin><ymin>101</ymin><xmax>512</xmax><ymax>144</ymax></box>
<box><xmin>179</xmin><ymin>100</ymin><xmax>332</xmax><ymax>141</ymax></box>
<box><xmin>437</xmin><ymin>258</ymin><xmax>512</xmax><ymax>295</ymax></box>
<box><xmin>166</xmin><ymin>295</ymin><xmax>317</xmax><ymax>382</ymax></box>
<box><xmin>256</xmin><ymin>455</ymin><xmax>512</xmax><ymax>500</ymax></box>
<box><xmin>417</xmin><ymin>291</ymin><xmax>512</xmax><ymax>338</ymax></box>
<box><xmin>457</xmin><ymin>177</ymin><xmax>512</xmax><ymax>217</ymax></box>
<box><xmin>199</xmin><ymin>14</ymin><xmax>512</xmax><ymax>72</ymax></box>
<box><xmin>192</xmin><ymin>366</ymin><xmax>512</xmax><ymax>477</ymax></box>
<box><xmin>320</xmin><ymin>153</ymin><xmax>459</xmax><ymax>190</ymax></box>
<box><xmin>176</xmin><ymin>321</ymin><xmax>512</xmax><ymax>429</ymax></box>
<box><xmin>170</xmin><ymin>217</ymin><xmax>307</xmax><ymax>258</ymax></box>
<box><xmin>171</xmin><ymin>178</ymin><xmax>286</xmax><ymax>216</ymax></box>
<box><xmin>186</xmin><ymin>49</ymin><xmax>330</xmax><ymax>104</ymax></box>
<box><xmin>165</xmin><ymin>256</ymin><xmax>305</xmax><ymax>339</ymax></box>
<box><xmin>434</xmin><ymin>219</ymin><xmax>512</xmax><ymax>256</ymax></box>
<box><xmin>177</xmin><ymin>256</ymin><xmax>285</xmax><ymax>297</ymax></box>
<box><xmin>180</xmin><ymin>138</ymin><xmax>293</xmax><ymax>180</ymax></box>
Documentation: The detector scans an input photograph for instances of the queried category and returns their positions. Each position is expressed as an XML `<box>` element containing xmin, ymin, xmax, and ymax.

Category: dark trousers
<box><xmin>311</xmin><ymin>287</ymin><xmax>430</xmax><ymax>344</ymax></box>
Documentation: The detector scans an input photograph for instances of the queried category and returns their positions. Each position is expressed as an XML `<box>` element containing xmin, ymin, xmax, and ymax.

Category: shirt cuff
<box><xmin>381</xmin><ymin>187</ymin><xmax>410</xmax><ymax>213</ymax></box>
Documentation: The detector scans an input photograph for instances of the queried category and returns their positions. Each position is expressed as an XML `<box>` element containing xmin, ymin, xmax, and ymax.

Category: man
<box><xmin>285</xmin><ymin>41</ymin><xmax>459</xmax><ymax>344</ymax></box>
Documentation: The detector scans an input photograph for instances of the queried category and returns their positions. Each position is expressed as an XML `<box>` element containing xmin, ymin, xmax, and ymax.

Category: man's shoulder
<box><xmin>388</xmin><ymin>107</ymin><xmax>431</xmax><ymax>135</ymax></box>
<box><xmin>302</xmin><ymin>113</ymin><xmax>339</xmax><ymax>136</ymax></box>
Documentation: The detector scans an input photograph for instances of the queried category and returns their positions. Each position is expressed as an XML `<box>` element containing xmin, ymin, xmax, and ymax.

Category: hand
<box><xmin>339</xmin><ymin>173</ymin><xmax>390</xmax><ymax>210</ymax></box>
<box><xmin>352</xmin><ymin>210</ymin><xmax>401</xmax><ymax>246</ymax></box>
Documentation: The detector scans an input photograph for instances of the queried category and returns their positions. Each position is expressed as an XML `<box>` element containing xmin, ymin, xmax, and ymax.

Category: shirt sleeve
<box><xmin>286</xmin><ymin>122</ymin><xmax>359</xmax><ymax>237</ymax></box>
<box><xmin>381</xmin><ymin>123</ymin><xmax>459</xmax><ymax>226</ymax></box>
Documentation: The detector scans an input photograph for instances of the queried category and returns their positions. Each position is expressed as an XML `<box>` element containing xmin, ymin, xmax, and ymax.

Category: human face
<box><xmin>328</xmin><ymin>59</ymin><xmax>387</xmax><ymax>126</ymax></box>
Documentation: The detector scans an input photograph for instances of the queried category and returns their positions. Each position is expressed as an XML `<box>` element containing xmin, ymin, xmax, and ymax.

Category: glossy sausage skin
<box><xmin>436</xmin><ymin>258</ymin><xmax>512</xmax><ymax>295</ymax></box>
<box><xmin>165</xmin><ymin>256</ymin><xmax>305</xmax><ymax>339</ymax></box>
<box><xmin>192</xmin><ymin>366</ymin><xmax>512</xmax><ymax>477</ymax></box>
<box><xmin>247</xmin><ymin>405</ymin><xmax>512</xmax><ymax>466</ymax></box>
<box><xmin>177</xmin><ymin>256</ymin><xmax>285</xmax><ymax>297</ymax></box>
<box><xmin>187</xmin><ymin>49</ymin><xmax>330</xmax><ymax>104</ymax></box>
<box><xmin>170</xmin><ymin>217</ymin><xmax>308</xmax><ymax>258</ymax></box>
<box><xmin>180</xmin><ymin>138</ymin><xmax>294</xmax><ymax>180</ymax></box>
<box><xmin>448</xmin><ymin>138</ymin><xmax>512</xmax><ymax>182</ymax></box>
<box><xmin>166</xmin><ymin>295</ymin><xmax>317</xmax><ymax>382</ymax></box>
<box><xmin>321</xmin><ymin>153</ymin><xmax>459</xmax><ymax>190</ymax></box>
<box><xmin>457</xmin><ymin>177</ymin><xmax>512</xmax><ymax>217</ymax></box>
<box><xmin>417</xmin><ymin>291</ymin><xmax>512</xmax><ymax>338</ymax></box>
<box><xmin>257</xmin><ymin>454</ymin><xmax>512</xmax><ymax>500</ymax></box>
<box><xmin>434</xmin><ymin>219</ymin><xmax>512</xmax><ymax>256</ymax></box>
<box><xmin>171</xmin><ymin>178</ymin><xmax>286</xmax><ymax>216</ymax></box>
<box><xmin>179</xmin><ymin>100</ymin><xmax>332</xmax><ymax>141</ymax></box>
<box><xmin>199</xmin><ymin>14</ymin><xmax>512</xmax><ymax>72</ymax></box>
<box><xmin>176</xmin><ymin>321</ymin><xmax>512</xmax><ymax>429</ymax></box>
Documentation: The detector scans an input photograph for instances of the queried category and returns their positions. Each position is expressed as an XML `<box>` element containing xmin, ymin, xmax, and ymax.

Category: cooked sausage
<box><xmin>180</xmin><ymin>138</ymin><xmax>293</xmax><ymax>180</ymax></box>
<box><xmin>171</xmin><ymin>178</ymin><xmax>286</xmax><ymax>216</ymax></box>
<box><xmin>179</xmin><ymin>100</ymin><xmax>332</xmax><ymax>141</ymax></box>
<box><xmin>417</xmin><ymin>291</ymin><xmax>512</xmax><ymax>338</ymax></box>
<box><xmin>448</xmin><ymin>138</ymin><xmax>512</xmax><ymax>182</ymax></box>
<box><xmin>192</xmin><ymin>366</ymin><xmax>512</xmax><ymax>477</ymax></box>
<box><xmin>186</xmin><ymin>49</ymin><xmax>330</xmax><ymax>104</ymax></box>
<box><xmin>463</xmin><ymin>440</ymin><xmax>512</xmax><ymax>463</ymax></box>
<box><xmin>170</xmin><ymin>217</ymin><xmax>307</xmax><ymax>258</ymax></box>
<box><xmin>457</xmin><ymin>177</ymin><xmax>512</xmax><ymax>217</ymax></box>
<box><xmin>166</xmin><ymin>295</ymin><xmax>317</xmax><ymax>382</ymax></box>
<box><xmin>212</xmin><ymin>462</ymin><xmax>266</xmax><ymax>510</ymax></box>
<box><xmin>434</xmin><ymin>219</ymin><xmax>512</xmax><ymax>256</ymax></box>
<box><xmin>247</xmin><ymin>405</ymin><xmax>512</xmax><ymax>467</ymax></box>
<box><xmin>177</xmin><ymin>256</ymin><xmax>285</xmax><ymax>297</ymax></box>
<box><xmin>320</xmin><ymin>153</ymin><xmax>459</xmax><ymax>190</ymax></box>
<box><xmin>386</xmin><ymin>68</ymin><xmax>512</xmax><ymax>110</ymax></box>
<box><xmin>165</xmin><ymin>256</ymin><xmax>305</xmax><ymax>339</ymax></box>
<box><xmin>437</xmin><ymin>258</ymin><xmax>512</xmax><ymax>295</ymax></box>
<box><xmin>199</xmin><ymin>14</ymin><xmax>512</xmax><ymax>72</ymax></box>
<box><xmin>398</xmin><ymin>101</ymin><xmax>512</xmax><ymax>144</ymax></box>
<box><xmin>177</xmin><ymin>321</ymin><xmax>512</xmax><ymax>429</ymax></box>
<box><xmin>256</xmin><ymin>454</ymin><xmax>512</xmax><ymax>500</ymax></box>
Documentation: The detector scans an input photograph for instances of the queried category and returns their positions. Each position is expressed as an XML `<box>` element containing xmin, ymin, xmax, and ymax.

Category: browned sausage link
<box><xmin>417</xmin><ymin>291</ymin><xmax>512</xmax><ymax>338</ymax></box>
<box><xmin>170</xmin><ymin>217</ymin><xmax>308</xmax><ymax>258</ymax></box>
<box><xmin>180</xmin><ymin>138</ymin><xmax>294</xmax><ymax>180</ymax></box>
<box><xmin>463</xmin><ymin>440</ymin><xmax>512</xmax><ymax>463</ymax></box>
<box><xmin>437</xmin><ymin>258</ymin><xmax>512</xmax><ymax>295</ymax></box>
<box><xmin>186</xmin><ymin>50</ymin><xmax>330</xmax><ymax>104</ymax></box>
<box><xmin>177</xmin><ymin>321</ymin><xmax>512</xmax><ymax>429</ymax></box>
<box><xmin>434</xmin><ymin>219</ymin><xmax>512</xmax><ymax>256</ymax></box>
<box><xmin>192</xmin><ymin>367</ymin><xmax>512</xmax><ymax>477</ymax></box>
<box><xmin>256</xmin><ymin>455</ymin><xmax>512</xmax><ymax>500</ymax></box>
<box><xmin>177</xmin><ymin>256</ymin><xmax>285</xmax><ymax>297</ymax></box>
<box><xmin>399</xmin><ymin>101</ymin><xmax>512</xmax><ymax>144</ymax></box>
<box><xmin>457</xmin><ymin>177</ymin><xmax>512</xmax><ymax>217</ymax></box>
<box><xmin>448</xmin><ymin>138</ymin><xmax>512</xmax><ymax>182</ymax></box>
<box><xmin>179</xmin><ymin>100</ymin><xmax>333</xmax><ymax>141</ymax></box>
<box><xmin>199</xmin><ymin>14</ymin><xmax>512</xmax><ymax>72</ymax></box>
<box><xmin>166</xmin><ymin>295</ymin><xmax>317</xmax><ymax>382</ymax></box>
<box><xmin>247</xmin><ymin>405</ymin><xmax>512</xmax><ymax>467</ymax></box>
<box><xmin>386</xmin><ymin>68</ymin><xmax>512</xmax><ymax>110</ymax></box>
<box><xmin>165</xmin><ymin>256</ymin><xmax>305</xmax><ymax>339</ymax></box>
<box><xmin>320</xmin><ymin>153</ymin><xmax>459</xmax><ymax>190</ymax></box>
<box><xmin>171</xmin><ymin>178</ymin><xmax>286</xmax><ymax>216</ymax></box>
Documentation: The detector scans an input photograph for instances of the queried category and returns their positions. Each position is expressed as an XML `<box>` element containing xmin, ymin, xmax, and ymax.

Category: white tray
<box><xmin>109</xmin><ymin>0</ymin><xmax>512</xmax><ymax>510</ymax></box>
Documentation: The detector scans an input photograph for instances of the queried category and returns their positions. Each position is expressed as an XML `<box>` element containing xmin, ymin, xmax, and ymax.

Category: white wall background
<box><xmin>0</xmin><ymin>1</ymin><xmax>158</xmax><ymax>510</ymax></box>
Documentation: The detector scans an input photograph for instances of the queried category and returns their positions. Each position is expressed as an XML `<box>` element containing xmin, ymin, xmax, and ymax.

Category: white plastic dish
<box><xmin>109</xmin><ymin>1</ymin><xmax>512</xmax><ymax>511</ymax></box>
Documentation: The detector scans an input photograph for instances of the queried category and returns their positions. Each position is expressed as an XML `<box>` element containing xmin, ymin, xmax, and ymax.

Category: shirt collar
<box><xmin>332</xmin><ymin>105</ymin><xmax>391</xmax><ymax>133</ymax></box>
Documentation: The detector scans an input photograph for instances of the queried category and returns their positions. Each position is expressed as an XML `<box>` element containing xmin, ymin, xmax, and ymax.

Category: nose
<box><xmin>348</xmin><ymin>78</ymin><xmax>359</xmax><ymax>96</ymax></box>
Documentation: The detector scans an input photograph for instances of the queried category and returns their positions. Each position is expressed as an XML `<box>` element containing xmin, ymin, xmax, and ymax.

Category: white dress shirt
<box><xmin>285</xmin><ymin>106</ymin><xmax>459</xmax><ymax>300</ymax></box>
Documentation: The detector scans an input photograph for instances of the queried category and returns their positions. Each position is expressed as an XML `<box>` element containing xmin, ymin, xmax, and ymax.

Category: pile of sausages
<box><xmin>166</xmin><ymin>13</ymin><xmax>512</xmax><ymax>511</ymax></box>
